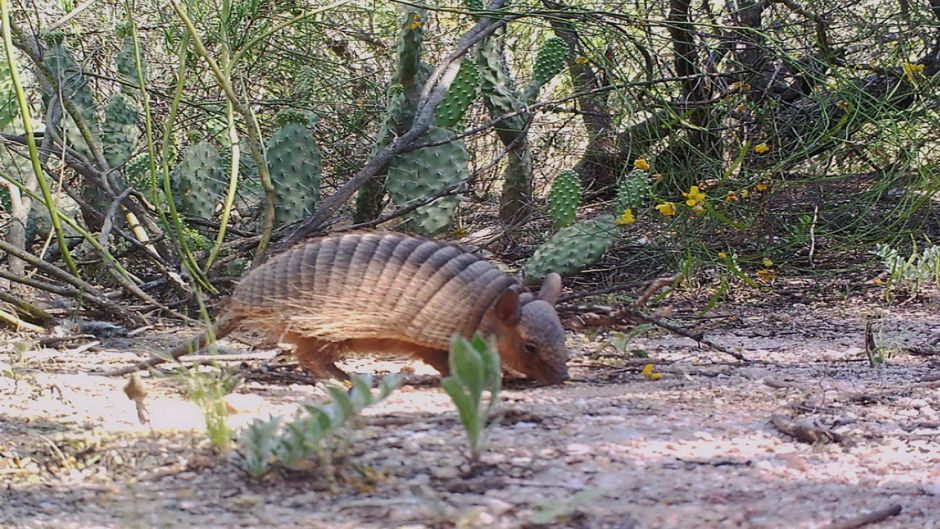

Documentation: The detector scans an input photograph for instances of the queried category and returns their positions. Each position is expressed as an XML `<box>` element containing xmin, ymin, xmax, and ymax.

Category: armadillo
<box><xmin>150</xmin><ymin>232</ymin><xmax>569</xmax><ymax>384</ymax></box>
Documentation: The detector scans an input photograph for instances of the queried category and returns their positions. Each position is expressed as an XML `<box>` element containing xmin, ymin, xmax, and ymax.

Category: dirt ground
<box><xmin>1</xmin><ymin>288</ymin><xmax>939</xmax><ymax>529</ymax></box>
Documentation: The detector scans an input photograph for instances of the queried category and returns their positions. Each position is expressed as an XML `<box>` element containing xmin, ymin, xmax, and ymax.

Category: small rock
<box><xmin>432</xmin><ymin>465</ymin><xmax>460</xmax><ymax>479</ymax></box>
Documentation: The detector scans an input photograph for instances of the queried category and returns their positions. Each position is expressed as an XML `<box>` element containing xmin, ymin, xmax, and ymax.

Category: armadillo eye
<box><xmin>523</xmin><ymin>341</ymin><xmax>538</xmax><ymax>355</ymax></box>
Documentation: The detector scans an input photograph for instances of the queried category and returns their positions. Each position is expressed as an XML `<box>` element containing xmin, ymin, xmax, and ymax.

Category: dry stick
<box><xmin>0</xmin><ymin>289</ymin><xmax>52</xmax><ymax>322</ymax></box>
<box><xmin>820</xmin><ymin>504</ymin><xmax>902</xmax><ymax>529</ymax></box>
<box><xmin>628</xmin><ymin>311</ymin><xmax>747</xmax><ymax>362</ymax></box>
<box><xmin>281</xmin><ymin>0</ymin><xmax>513</xmax><ymax>250</ymax></box>
<box><xmin>0</xmin><ymin>307</ymin><xmax>44</xmax><ymax>333</ymax></box>
<box><xmin>0</xmin><ymin>267</ymin><xmax>144</xmax><ymax>327</ymax></box>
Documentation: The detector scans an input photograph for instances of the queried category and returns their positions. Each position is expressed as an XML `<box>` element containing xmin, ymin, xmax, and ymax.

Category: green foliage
<box><xmin>101</xmin><ymin>94</ymin><xmax>140</xmax><ymax>168</ymax></box>
<box><xmin>615</xmin><ymin>169</ymin><xmax>650</xmax><ymax>213</ymax></box>
<box><xmin>266</xmin><ymin>123</ymin><xmax>322</xmax><ymax>228</ymax></box>
<box><xmin>547</xmin><ymin>169</ymin><xmax>581</xmax><ymax>227</ymax></box>
<box><xmin>240</xmin><ymin>374</ymin><xmax>403</xmax><ymax>478</ymax></box>
<box><xmin>876</xmin><ymin>243</ymin><xmax>940</xmax><ymax>300</ymax></box>
<box><xmin>386</xmin><ymin>127</ymin><xmax>469</xmax><ymax>235</ymax></box>
<box><xmin>0</xmin><ymin>59</ymin><xmax>17</xmax><ymax>131</ymax></box>
<box><xmin>441</xmin><ymin>334</ymin><xmax>501</xmax><ymax>462</ymax></box>
<box><xmin>171</xmin><ymin>141</ymin><xmax>226</xmax><ymax>219</ymax></box>
<box><xmin>523</xmin><ymin>216</ymin><xmax>618</xmax><ymax>280</ymax></box>
<box><xmin>181</xmin><ymin>366</ymin><xmax>240</xmax><ymax>452</ymax></box>
<box><xmin>436</xmin><ymin>60</ymin><xmax>480</xmax><ymax>128</ymax></box>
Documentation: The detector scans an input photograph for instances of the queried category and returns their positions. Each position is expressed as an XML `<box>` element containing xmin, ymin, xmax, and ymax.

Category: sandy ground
<box><xmin>1</xmin><ymin>295</ymin><xmax>938</xmax><ymax>529</ymax></box>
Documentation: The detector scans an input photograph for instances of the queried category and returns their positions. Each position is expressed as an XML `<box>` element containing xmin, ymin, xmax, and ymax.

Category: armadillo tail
<box><xmin>104</xmin><ymin>317</ymin><xmax>238</xmax><ymax>376</ymax></box>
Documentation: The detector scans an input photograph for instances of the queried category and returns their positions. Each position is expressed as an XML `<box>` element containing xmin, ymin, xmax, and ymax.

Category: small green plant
<box><xmin>876</xmin><ymin>242</ymin><xmax>940</xmax><ymax>299</ymax></box>
<box><xmin>606</xmin><ymin>327</ymin><xmax>654</xmax><ymax>357</ymax></box>
<box><xmin>441</xmin><ymin>334</ymin><xmax>501</xmax><ymax>462</ymax></box>
<box><xmin>240</xmin><ymin>374</ymin><xmax>402</xmax><ymax>478</ymax></box>
<box><xmin>181</xmin><ymin>366</ymin><xmax>240</xmax><ymax>452</ymax></box>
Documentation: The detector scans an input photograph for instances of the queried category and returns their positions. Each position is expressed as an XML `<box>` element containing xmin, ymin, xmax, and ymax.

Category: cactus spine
<box><xmin>265</xmin><ymin>123</ymin><xmax>322</xmax><ymax>228</ymax></box>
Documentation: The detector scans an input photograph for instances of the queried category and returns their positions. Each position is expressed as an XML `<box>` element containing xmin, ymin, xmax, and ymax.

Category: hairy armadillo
<box><xmin>161</xmin><ymin>232</ymin><xmax>569</xmax><ymax>384</ymax></box>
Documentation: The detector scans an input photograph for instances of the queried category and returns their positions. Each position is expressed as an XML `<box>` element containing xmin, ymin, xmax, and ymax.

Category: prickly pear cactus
<box><xmin>547</xmin><ymin>170</ymin><xmax>581</xmax><ymax>227</ymax></box>
<box><xmin>101</xmin><ymin>94</ymin><xmax>139</xmax><ymax>168</ymax></box>
<box><xmin>171</xmin><ymin>141</ymin><xmax>226</xmax><ymax>220</ymax></box>
<box><xmin>524</xmin><ymin>37</ymin><xmax>567</xmax><ymax>102</ymax></box>
<box><xmin>436</xmin><ymin>60</ymin><xmax>480</xmax><ymax>129</ymax></box>
<box><xmin>522</xmin><ymin>216</ymin><xmax>617</xmax><ymax>280</ymax></box>
<box><xmin>115</xmin><ymin>37</ymin><xmax>146</xmax><ymax>98</ymax></box>
<box><xmin>616</xmin><ymin>170</ymin><xmax>650</xmax><ymax>213</ymax></box>
<box><xmin>386</xmin><ymin>127</ymin><xmax>469</xmax><ymax>235</ymax></box>
<box><xmin>265</xmin><ymin>123</ymin><xmax>322</xmax><ymax>227</ymax></box>
<box><xmin>43</xmin><ymin>43</ymin><xmax>99</xmax><ymax>158</ymax></box>
<box><xmin>396</xmin><ymin>4</ymin><xmax>426</xmax><ymax>89</ymax></box>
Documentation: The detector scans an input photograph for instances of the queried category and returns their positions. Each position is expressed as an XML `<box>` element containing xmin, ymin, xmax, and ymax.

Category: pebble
<box><xmin>432</xmin><ymin>465</ymin><xmax>460</xmax><ymax>479</ymax></box>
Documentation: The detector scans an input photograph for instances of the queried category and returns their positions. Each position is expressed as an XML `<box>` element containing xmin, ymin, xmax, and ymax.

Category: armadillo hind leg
<box><xmin>286</xmin><ymin>333</ymin><xmax>351</xmax><ymax>382</ymax></box>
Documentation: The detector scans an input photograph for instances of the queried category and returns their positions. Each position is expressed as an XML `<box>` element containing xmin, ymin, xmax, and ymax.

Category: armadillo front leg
<box><xmin>286</xmin><ymin>333</ymin><xmax>350</xmax><ymax>382</ymax></box>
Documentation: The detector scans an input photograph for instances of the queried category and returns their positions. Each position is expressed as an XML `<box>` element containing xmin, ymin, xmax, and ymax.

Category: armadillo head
<box><xmin>484</xmin><ymin>273</ymin><xmax>569</xmax><ymax>385</ymax></box>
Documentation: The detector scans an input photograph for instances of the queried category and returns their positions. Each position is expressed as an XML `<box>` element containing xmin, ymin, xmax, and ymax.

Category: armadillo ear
<box><xmin>494</xmin><ymin>288</ymin><xmax>521</xmax><ymax>325</ymax></box>
<box><xmin>538</xmin><ymin>273</ymin><xmax>562</xmax><ymax>305</ymax></box>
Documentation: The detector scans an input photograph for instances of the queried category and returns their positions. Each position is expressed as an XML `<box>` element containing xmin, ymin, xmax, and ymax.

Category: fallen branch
<box><xmin>0</xmin><ymin>306</ymin><xmax>45</xmax><ymax>333</ymax></box>
<box><xmin>820</xmin><ymin>504</ymin><xmax>902</xmax><ymax>529</ymax></box>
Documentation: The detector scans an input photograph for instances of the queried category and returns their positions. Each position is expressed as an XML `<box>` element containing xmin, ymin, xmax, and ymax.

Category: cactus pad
<box><xmin>532</xmin><ymin>38</ymin><xmax>568</xmax><ymax>87</ymax></box>
<box><xmin>266</xmin><ymin>123</ymin><xmax>322</xmax><ymax>228</ymax></box>
<box><xmin>436</xmin><ymin>60</ymin><xmax>480</xmax><ymax>129</ymax></box>
<box><xmin>547</xmin><ymin>170</ymin><xmax>581</xmax><ymax>227</ymax></box>
<box><xmin>171</xmin><ymin>141</ymin><xmax>226</xmax><ymax>219</ymax></box>
<box><xmin>616</xmin><ymin>169</ymin><xmax>650</xmax><ymax>213</ymax></box>
<box><xmin>101</xmin><ymin>94</ymin><xmax>140</xmax><ymax>168</ymax></box>
<box><xmin>522</xmin><ymin>216</ymin><xmax>617</xmax><ymax>280</ymax></box>
<box><xmin>386</xmin><ymin>127</ymin><xmax>469</xmax><ymax>235</ymax></box>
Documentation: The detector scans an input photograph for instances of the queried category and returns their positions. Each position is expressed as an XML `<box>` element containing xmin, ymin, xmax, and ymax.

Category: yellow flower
<box><xmin>902</xmin><ymin>62</ymin><xmax>925</xmax><ymax>82</ymax></box>
<box><xmin>836</xmin><ymin>100</ymin><xmax>850</xmax><ymax>110</ymax></box>
<box><xmin>755</xmin><ymin>182</ymin><xmax>769</xmax><ymax>192</ymax></box>
<box><xmin>691</xmin><ymin>204</ymin><xmax>706</xmax><ymax>215</ymax></box>
<box><xmin>408</xmin><ymin>14</ymin><xmax>422</xmax><ymax>30</ymax></box>
<box><xmin>683</xmin><ymin>185</ymin><xmax>706</xmax><ymax>207</ymax></box>
<box><xmin>735</xmin><ymin>104</ymin><xmax>748</xmax><ymax>113</ymax></box>
<box><xmin>729</xmin><ymin>81</ymin><xmax>751</xmax><ymax>91</ymax></box>
<box><xmin>872</xmin><ymin>278</ymin><xmax>884</xmax><ymax>285</ymax></box>
<box><xmin>756</xmin><ymin>268</ymin><xmax>775</xmax><ymax>282</ymax></box>
<box><xmin>641</xmin><ymin>363</ymin><xmax>663</xmax><ymax>380</ymax></box>
<box><xmin>633</xmin><ymin>158</ymin><xmax>651</xmax><ymax>171</ymax></box>
<box><xmin>655</xmin><ymin>202</ymin><xmax>677</xmax><ymax>216</ymax></box>
<box><xmin>575</xmin><ymin>56</ymin><xmax>590</xmax><ymax>65</ymax></box>
<box><xmin>740</xmin><ymin>189</ymin><xmax>751</xmax><ymax>199</ymax></box>
<box><xmin>762</xmin><ymin>257</ymin><xmax>774</xmax><ymax>268</ymax></box>
<box><xmin>615</xmin><ymin>209</ymin><xmax>636</xmax><ymax>226</ymax></box>
<box><xmin>754</xmin><ymin>143</ymin><xmax>770</xmax><ymax>154</ymax></box>
<box><xmin>718</xmin><ymin>251</ymin><xmax>729</xmax><ymax>260</ymax></box>
<box><xmin>725</xmin><ymin>191</ymin><xmax>739</xmax><ymax>202</ymax></box>
<box><xmin>453</xmin><ymin>226</ymin><xmax>468</xmax><ymax>238</ymax></box>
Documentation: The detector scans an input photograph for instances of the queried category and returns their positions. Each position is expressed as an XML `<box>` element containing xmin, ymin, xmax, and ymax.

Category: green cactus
<box><xmin>476</xmin><ymin>29</ymin><xmax>568</xmax><ymax>224</ymax></box>
<box><xmin>522</xmin><ymin>216</ymin><xmax>618</xmax><ymax>280</ymax></box>
<box><xmin>616</xmin><ymin>169</ymin><xmax>650</xmax><ymax>213</ymax></box>
<box><xmin>101</xmin><ymin>94</ymin><xmax>140</xmax><ymax>168</ymax></box>
<box><xmin>115</xmin><ymin>36</ymin><xmax>146</xmax><ymax>98</ymax></box>
<box><xmin>524</xmin><ymin>38</ymin><xmax>568</xmax><ymax>103</ymax></box>
<box><xmin>396</xmin><ymin>5</ymin><xmax>426</xmax><ymax>86</ymax></box>
<box><xmin>547</xmin><ymin>170</ymin><xmax>581</xmax><ymax>227</ymax></box>
<box><xmin>171</xmin><ymin>141</ymin><xmax>226</xmax><ymax>220</ymax></box>
<box><xmin>386</xmin><ymin>127</ymin><xmax>469</xmax><ymax>235</ymax></box>
<box><xmin>436</xmin><ymin>60</ymin><xmax>480</xmax><ymax>129</ymax></box>
<box><xmin>266</xmin><ymin>123</ymin><xmax>322</xmax><ymax>228</ymax></box>
<box><xmin>43</xmin><ymin>43</ymin><xmax>99</xmax><ymax>158</ymax></box>
<box><xmin>123</xmin><ymin>153</ymin><xmax>153</xmax><ymax>192</ymax></box>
